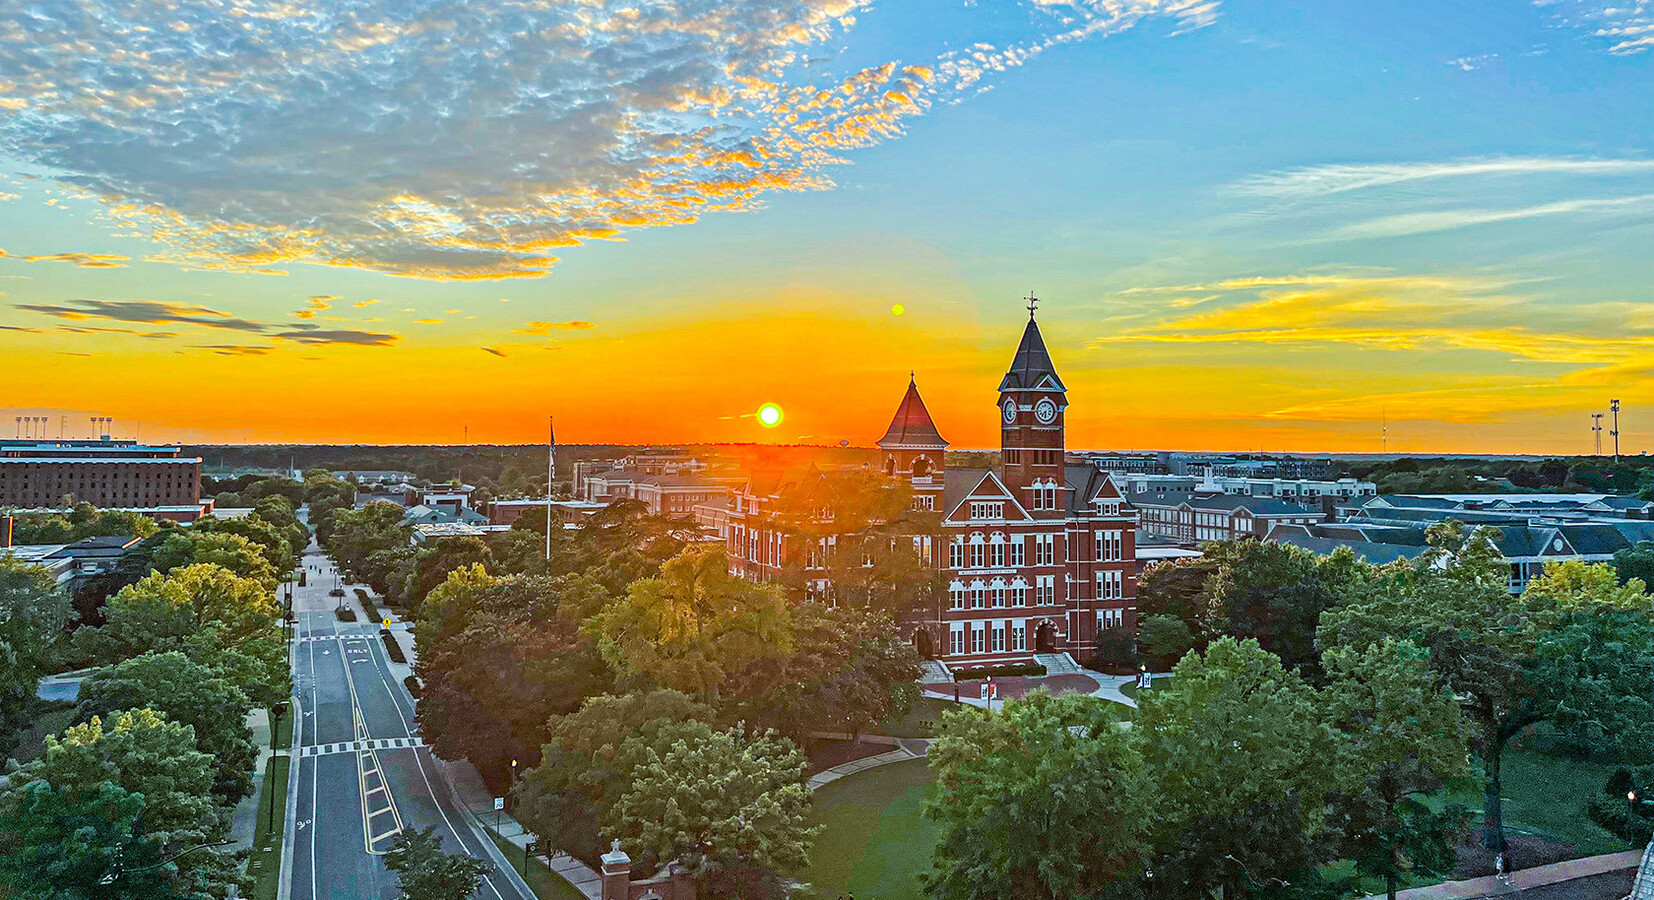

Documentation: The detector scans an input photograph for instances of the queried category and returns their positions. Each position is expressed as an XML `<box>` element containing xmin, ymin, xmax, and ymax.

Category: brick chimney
<box><xmin>601</xmin><ymin>839</ymin><xmax>631</xmax><ymax>900</ymax></box>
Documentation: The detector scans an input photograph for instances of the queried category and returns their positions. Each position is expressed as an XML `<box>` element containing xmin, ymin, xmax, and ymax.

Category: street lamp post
<box><xmin>268</xmin><ymin>702</ymin><xmax>287</xmax><ymax>834</ymax></box>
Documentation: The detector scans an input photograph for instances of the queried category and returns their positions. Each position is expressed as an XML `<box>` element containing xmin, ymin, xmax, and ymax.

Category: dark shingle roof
<box><xmin>877</xmin><ymin>378</ymin><xmax>949</xmax><ymax>449</ymax></box>
<box><xmin>943</xmin><ymin>468</ymin><xmax>994</xmax><ymax>517</ymax></box>
<box><xmin>997</xmin><ymin>317</ymin><xmax>1067</xmax><ymax>393</ymax></box>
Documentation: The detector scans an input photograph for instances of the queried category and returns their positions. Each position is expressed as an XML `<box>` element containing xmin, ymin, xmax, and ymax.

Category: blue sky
<box><xmin>0</xmin><ymin>0</ymin><xmax>1649</xmax><ymax>451</ymax></box>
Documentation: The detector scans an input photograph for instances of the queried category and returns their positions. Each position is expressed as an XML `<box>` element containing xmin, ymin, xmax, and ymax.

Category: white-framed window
<box><xmin>1008</xmin><ymin>538</ymin><xmax>1025</xmax><ymax>567</ymax></box>
<box><xmin>971</xmin><ymin>624</ymin><xmax>986</xmax><ymax>654</ymax></box>
<box><xmin>912</xmin><ymin>495</ymin><xmax>935</xmax><ymax>511</ymax></box>
<box><xmin>1097</xmin><ymin>608</ymin><xmax>1123</xmax><ymax>630</ymax></box>
<box><xmin>970</xmin><ymin>501</ymin><xmax>1004</xmax><ymax>520</ymax></box>
<box><xmin>969</xmin><ymin>535</ymin><xmax>985</xmax><ymax>568</ymax></box>
<box><xmin>949</xmin><ymin>538</ymin><xmax>965</xmax><ymax>569</ymax></box>
<box><xmin>1011</xmin><ymin>579</ymin><xmax>1029</xmax><ymax>607</ymax></box>
<box><xmin>949</xmin><ymin>582</ymin><xmax>965</xmax><ymax>610</ymax></box>
<box><xmin>990</xmin><ymin>579</ymin><xmax>1006</xmax><ymax>608</ymax></box>
<box><xmin>1036</xmin><ymin>575</ymin><xmax>1055</xmax><ymax>604</ymax></box>
<box><xmin>988</xmin><ymin>533</ymin><xmax>1006</xmax><ymax>567</ymax></box>
<box><xmin>1011</xmin><ymin>620</ymin><xmax>1027</xmax><ymax>651</ymax></box>
<box><xmin>971</xmin><ymin>581</ymin><xmax>986</xmax><ymax>609</ymax></box>
<box><xmin>991</xmin><ymin>622</ymin><xmax>1007</xmax><ymax>653</ymax></box>
<box><xmin>950</xmin><ymin>624</ymin><xmax>965</xmax><ymax>656</ymax></box>
<box><xmin>1097</xmin><ymin>570</ymin><xmax>1123</xmax><ymax>600</ymax></box>
<box><xmin>1034</xmin><ymin>534</ymin><xmax>1055</xmax><ymax>565</ymax></box>
<box><xmin>1094</xmin><ymin>530</ymin><xmax>1122</xmax><ymax>562</ymax></box>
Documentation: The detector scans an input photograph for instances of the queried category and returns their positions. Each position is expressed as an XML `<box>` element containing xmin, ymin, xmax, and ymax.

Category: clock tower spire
<box><xmin>998</xmin><ymin>296</ymin><xmax>1067</xmax><ymax>517</ymax></box>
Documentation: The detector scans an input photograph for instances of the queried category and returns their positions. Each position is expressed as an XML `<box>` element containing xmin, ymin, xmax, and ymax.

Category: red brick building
<box><xmin>721</xmin><ymin>309</ymin><xmax>1137</xmax><ymax>667</ymax></box>
<box><xmin>0</xmin><ymin>440</ymin><xmax>202</xmax><ymax>512</ymax></box>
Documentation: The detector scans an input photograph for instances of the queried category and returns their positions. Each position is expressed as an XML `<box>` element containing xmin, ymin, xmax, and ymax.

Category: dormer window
<box><xmin>970</xmin><ymin>501</ymin><xmax>1004</xmax><ymax>520</ymax></box>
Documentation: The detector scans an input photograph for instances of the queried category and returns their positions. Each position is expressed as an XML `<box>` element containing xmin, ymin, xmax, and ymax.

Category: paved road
<box><xmin>284</xmin><ymin>545</ymin><xmax>534</xmax><ymax>900</ymax></box>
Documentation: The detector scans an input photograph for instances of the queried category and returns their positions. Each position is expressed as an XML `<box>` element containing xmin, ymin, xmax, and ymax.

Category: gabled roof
<box><xmin>877</xmin><ymin>377</ymin><xmax>949</xmax><ymax>449</ymax></box>
<box><xmin>997</xmin><ymin>317</ymin><xmax>1067</xmax><ymax>393</ymax></box>
<box><xmin>942</xmin><ymin>468</ymin><xmax>1033</xmax><ymax>522</ymax></box>
<box><xmin>1065</xmin><ymin>465</ymin><xmax>1113</xmax><ymax>515</ymax></box>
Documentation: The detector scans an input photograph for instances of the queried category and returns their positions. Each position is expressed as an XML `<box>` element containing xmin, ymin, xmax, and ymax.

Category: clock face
<box><xmin>1035</xmin><ymin>398</ymin><xmax>1058</xmax><ymax>425</ymax></box>
<box><xmin>1002</xmin><ymin>399</ymin><xmax>1018</xmax><ymax>424</ymax></box>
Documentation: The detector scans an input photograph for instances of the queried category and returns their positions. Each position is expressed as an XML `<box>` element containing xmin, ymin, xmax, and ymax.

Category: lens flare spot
<box><xmin>891</xmin><ymin>304</ymin><xmax>905</xmax><ymax>316</ymax></box>
<box><xmin>758</xmin><ymin>403</ymin><xmax>783</xmax><ymax>427</ymax></box>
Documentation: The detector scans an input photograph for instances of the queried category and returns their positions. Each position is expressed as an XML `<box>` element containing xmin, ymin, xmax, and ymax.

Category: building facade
<box><xmin>721</xmin><ymin>310</ymin><xmax>1139</xmax><ymax>667</ymax></box>
<box><xmin>0</xmin><ymin>439</ymin><xmax>201</xmax><ymax>512</ymax></box>
<box><xmin>1129</xmin><ymin>491</ymin><xmax>1325</xmax><ymax>545</ymax></box>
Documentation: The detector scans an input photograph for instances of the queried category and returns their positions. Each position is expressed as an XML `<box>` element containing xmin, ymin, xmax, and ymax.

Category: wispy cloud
<box><xmin>516</xmin><ymin>320</ymin><xmax>596</xmax><ymax>335</ymax></box>
<box><xmin>0</xmin><ymin>0</ymin><xmax>1213</xmax><ymax>280</ymax></box>
<box><xmin>292</xmin><ymin>295</ymin><xmax>335</xmax><ymax>320</ymax></box>
<box><xmin>271</xmin><ymin>328</ymin><xmax>399</xmax><ymax>347</ymax></box>
<box><xmin>192</xmin><ymin>344</ymin><xmax>272</xmax><ymax>356</ymax></box>
<box><xmin>19</xmin><ymin>252</ymin><xmax>129</xmax><ymax>268</ymax></box>
<box><xmin>1330</xmin><ymin>193</ymin><xmax>1654</xmax><ymax>238</ymax></box>
<box><xmin>1232</xmin><ymin>157</ymin><xmax>1654</xmax><ymax>199</ymax></box>
<box><xmin>17</xmin><ymin>298</ymin><xmax>269</xmax><ymax>331</ymax></box>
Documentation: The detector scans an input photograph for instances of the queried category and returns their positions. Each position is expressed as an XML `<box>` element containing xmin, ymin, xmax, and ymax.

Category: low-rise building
<box><xmin>1129</xmin><ymin>491</ymin><xmax>1325</xmax><ymax>545</ymax></box>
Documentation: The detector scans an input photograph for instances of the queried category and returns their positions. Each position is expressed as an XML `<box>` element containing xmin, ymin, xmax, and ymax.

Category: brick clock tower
<box><xmin>998</xmin><ymin>296</ymin><xmax>1067</xmax><ymax>519</ymax></box>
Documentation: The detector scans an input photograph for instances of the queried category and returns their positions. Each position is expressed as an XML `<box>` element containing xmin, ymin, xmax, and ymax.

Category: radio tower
<box><xmin>1610</xmin><ymin>399</ymin><xmax>1621</xmax><ymax>461</ymax></box>
<box><xmin>1592</xmin><ymin>413</ymin><xmax>1604</xmax><ymax>456</ymax></box>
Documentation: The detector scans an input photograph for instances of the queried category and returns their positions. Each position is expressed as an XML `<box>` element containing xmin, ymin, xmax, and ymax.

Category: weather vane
<box><xmin>1025</xmin><ymin>292</ymin><xmax>1039</xmax><ymax>319</ymax></box>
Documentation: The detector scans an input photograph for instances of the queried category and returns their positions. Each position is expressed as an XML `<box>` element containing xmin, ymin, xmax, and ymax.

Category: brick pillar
<box><xmin>669</xmin><ymin>861</ymin><xmax>696</xmax><ymax>900</ymax></box>
<box><xmin>601</xmin><ymin>840</ymin><xmax>631</xmax><ymax>900</ymax></box>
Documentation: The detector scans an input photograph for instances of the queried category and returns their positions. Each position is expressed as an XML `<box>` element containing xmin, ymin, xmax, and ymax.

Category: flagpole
<box><xmin>555</xmin><ymin>416</ymin><xmax>562</xmax><ymax>559</ymax></box>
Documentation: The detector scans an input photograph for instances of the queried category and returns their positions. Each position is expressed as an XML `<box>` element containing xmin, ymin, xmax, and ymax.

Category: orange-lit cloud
<box><xmin>0</xmin><ymin>0</ymin><xmax>1215</xmax><ymax>279</ymax></box>
<box><xmin>516</xmin><ymin>320</ymin><xmax>595</xmax><ymax>335</ymax></box>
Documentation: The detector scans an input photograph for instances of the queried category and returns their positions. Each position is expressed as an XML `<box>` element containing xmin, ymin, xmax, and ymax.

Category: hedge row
<box><xmin>354</xmin><ymin>587</ymin><xmax>383</xmax><ymax>622</ymax></box>
<box><xmin>952</xmin><ymin>662</ymin><xmax>1047</xmax><ymax>682</ymax></box>
<box><xmin>334</xmin><ymin>607</ymin><xmax>357</xmax><ymax>622</ymax></box>
<box><xmin>403</xmin><ymin>675</ymin><xmax>422</xmax><ymax>699</ymax></box>
<box><xmin>380</xmin><ymin>628</ymin><xmax>407</xmax><ymax>664</ymax></box>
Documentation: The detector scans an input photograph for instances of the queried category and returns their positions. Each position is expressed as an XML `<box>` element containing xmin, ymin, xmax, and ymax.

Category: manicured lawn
<box><xmin>802</xmin><ymin>758</ymin><xmax>939</xmax><ymax>900</ymax></box>
<box><xmin>249</xmin><ymin>756</ymin><xmax>289</xmax><ymax>900</ymax></box>
<box><xmin>874</xmin><ymin>696</ymin><xmax>955</xmax><ymax>739</ymax></box>
<box><xmin>1118</xmin><ymin>676</ymin><xmax>1172</xmax><ymax>700</ymax></box>
<box><xmin>272</xmin><ymin>707</ymin><xmax>292</xmax><ymax>751</ymax></box>
<box><xmin>1435</xmin><ymin>747</ymin><xmax>1630</xmax><ymax>857</ymax></box>
<box><xmin>484</xmin><ymin>830</ymin><xmax>586</xmax><ymax>900</ymax></box>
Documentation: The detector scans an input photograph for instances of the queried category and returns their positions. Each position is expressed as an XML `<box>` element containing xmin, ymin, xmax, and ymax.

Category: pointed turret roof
<box><xmin>998</xmin><ymin>314</ymin><xmax>1067</xmax><ymax>393</ymax></box>
<box><xmin>878</xmin><ymin>376</ymin><xmax>949</xmax><ymax>449</ymax></box>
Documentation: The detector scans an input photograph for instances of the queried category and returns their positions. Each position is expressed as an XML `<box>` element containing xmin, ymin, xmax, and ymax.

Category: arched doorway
<box><xmin>1034</xmin><ymin>620</ymin><xmax>1057</xmax><ymax>653</ymax></box>
<box><xmin>913</xmin><ymin>627</ymin><xmax>935</xmax><ymax>659</ymax></box>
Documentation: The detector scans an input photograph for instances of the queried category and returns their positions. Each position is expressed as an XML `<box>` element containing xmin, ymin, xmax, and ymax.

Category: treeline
<box><xmin>930</xmin><ymin>526</ymin><xmax>1654</xmax><ymax>899</ymax></box>
<box><xmin>1345</xmin><ymin>455</ymin><xmax>1654</xmax><ymax>496</ymax></box>
<box><xmin>319</xmin><ymin>498</ymin><xmax>921</xmax><ymax>897</ymax></box>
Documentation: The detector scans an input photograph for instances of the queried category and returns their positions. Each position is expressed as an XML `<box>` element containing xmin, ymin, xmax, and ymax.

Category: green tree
<box><xmin>78</xmin><ymin>563</ymin><xmax>280</xmax><ymax>664</ymax></box>
<box><xmin>497</xmin><ymin>464</ymin><xmax>529</xmax><ymax>496</ymax></box>
<box><xmin>383</xmin><ymin>827</ymin><xmax>489</xmax><ymax>900</ymax></box>
<box><xmin>925</xmin><ymin>692</ymin><xmax>1146</xmax><ymax>900</ymax></box>
<box><xmin>0</xmin><ymin>708</ymin><xmax>237</xmax><ymax>899</ymax></box>
<box><xmin>75</xmin><ymin>652</ymin><xmax>258</xmax><ymax>806</ymax></box>
<box><xmin>0</xmin><ymin>557</ymin><xmax>72</xmax><ymax>755</ymax></box>
<box><xmin>1614</xmin><ymin>542</ymin><xmax>1654</xmax><ymax>588</ymax></box>
<box><xmin>610</xmin><ymin>719</ymin><xmax>813</xmax><ymax>890</ymax></box>
<box><xmin>413</xmin><ymin>536</ymin><xmax>494</xmax><ymax>607</ymax></box>
<box><xmin>1137</xmin><ymin>613</ymin><xmax>1199</xmax><ymax>669</ymax></box>
<box><xmin>150</xmin><ymin>531</ymin><xmax>276</xmax><ymax>588</ymax></box>
<box><xmin>515</xmin><ymin>690</ymin><xmax>715</xmax><ymax>864</ymax></box>
<box><xmin>1321</xmin><ymin>639</ymin><xmax>1471</xmax><ymax>900</ymax></box>
<box><xmin>193</xmin><ymin>515</ymin><xmax>293</xmax><ymax>574</ymax></box>
<box><xmin>588</xmin><ymin>545</ymin><xmax>792</xmax><ymax>695</ymax></box>
<box><xmin>414</xmin><ymin>567</ymin><xmax>610</xmax><ymax>779</ymax></box>
<box><xmin>1133</xmin><ymin>637</ymin><xmax>1344</xmax><ymax>898</ymax></box>
<box><xmin>325</xmin><ymin>502</ymin><xmax>412</xmax><ymax>584</ymax></box>
<box><xmin>721</xmin><ymin>603</ymin><xmax>920</xmax><ymax>747</ymax></box>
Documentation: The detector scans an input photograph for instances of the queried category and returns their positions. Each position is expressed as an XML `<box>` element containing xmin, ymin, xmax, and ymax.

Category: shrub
<box><xmin>380</xmin><ymin>628</ymin><xmax>407</xmax><ymax>664</ymax></box>
<box><xmin>354</xmin><ymin>587</ymin><xmax>382</xmax><ymax>622</ymax></box>
<box><xmin>953</xmin><ymin>663</ymin><xmax>1047</xmax><ymax>681</ymax></box>
<box><xmin>335</xmin><ymin>607</ymin><xmax>357</xmax><ymax>622</ymax></box>
<box><xmin>403</xmin><ymin>675</ymin><xmax>422</xmax><ymax>698</ymax></box>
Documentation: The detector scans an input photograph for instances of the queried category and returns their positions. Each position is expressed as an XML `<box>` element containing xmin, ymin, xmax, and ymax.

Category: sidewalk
<box><xmin>807</xmin><ymin>738</ymin><xmax>932</xmax><ymax>791</ymax></box>
<box><xmin>1357</xmin><ymin>850</ymin><xmax>1642</xmax><ymax>900</ymax></box>
<box><xmin>440</xmin><ymin>756</ymin><xmax>603</xmax><ymax>899</ymax></box>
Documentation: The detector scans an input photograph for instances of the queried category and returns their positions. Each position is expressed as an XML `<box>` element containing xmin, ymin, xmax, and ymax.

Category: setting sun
<box><xmin>757</xmin><ymin>403</ymin><xmax>783</xmax><ymax>427</ymax></box>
